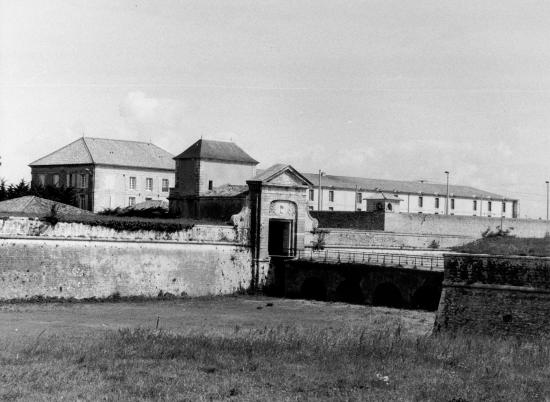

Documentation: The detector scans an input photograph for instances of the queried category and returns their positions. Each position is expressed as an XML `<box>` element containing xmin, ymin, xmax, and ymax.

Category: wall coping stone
<box><xmin>443</xmin><ymin>252</ymin><xmax>550</xmax><ymax>262</ymax></box>
<box><xmin>0</xmin><ymin>235</ymin><xmax>250</xmax><ymax>247</ymax></box>
<box><xmin>320</xmin><ymin>228</ymin><xmax>474</xmax><ymax>239</ymax></box>
<box><xmin>443</xmin><ymin>281</ymin><xmax>550</xmax><ymax>294</ymax></box>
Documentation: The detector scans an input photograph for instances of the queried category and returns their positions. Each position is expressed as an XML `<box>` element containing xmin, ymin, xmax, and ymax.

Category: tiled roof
<box><xmin>202</xmin><ymin>184</ymin><xmax>249</xmax><ymax>197</ymax></box>
<box><xmin>29</xmin><ymin>137</ymin><xmax>175</xmax><ymax>170</ymax></box>
<box><xmin>250</xmin><ymin>164</ymin><xmax>314</xmax><ymax>186</ymax></box>
<box><xmin>174</xmin><ymin>139</ymin><xmax>258</xmax><ymax>164</ymax></box>
<box><xmin>250</xmin><ymin>163</ymin><xmax>289</xmax><ymax>182</ymax></box>
<box><xmin>301</xmin><ymin>173</ymin><xmax>514</xmax><ymax>200</ymax></box>
<box><xmin>365</xmin><ymin>192</ymin><xmax>403</xmax><ymax>201</ymax></box>
<box><xmin>0</xmin><ymin>196</ymin><xmax>94</xmax><ymax>217</ymax></box>
<box><xmin>129</xmin><ymin>200</ymin><xmax>169</xmax><ymax>211</ymax></box>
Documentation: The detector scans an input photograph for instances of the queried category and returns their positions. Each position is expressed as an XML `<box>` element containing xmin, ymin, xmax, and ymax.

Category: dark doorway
<box><xmin>373</xmin><ymin>283</ymin><xmax>403</xmax><ymax>308</ymax></box>
<box><xmin>268</xmin><ymin>219</ymin><xmax>293</xmax><ymax>256</ymax></box>
<box><xmin>335</xmin><ymin>279</ymin><xmax>364</xmax><ymax>304</ymax></box>
<box><xmin>300</xmin><ymin>277</ymin><xmax>327</xmax><ymax>301</ymax></box>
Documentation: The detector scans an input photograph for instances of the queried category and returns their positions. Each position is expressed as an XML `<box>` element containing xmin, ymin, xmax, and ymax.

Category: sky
<box><xmin>1</xmin><ymin>0</ymin><xmax>549</xmax><ymax>218</ymax></box>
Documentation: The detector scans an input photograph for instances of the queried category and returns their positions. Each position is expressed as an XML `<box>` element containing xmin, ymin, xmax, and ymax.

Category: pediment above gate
<box><xmin>247</xmin><ymin>164</ymin><xmax>313</xmax><ymax>187</ymax></box>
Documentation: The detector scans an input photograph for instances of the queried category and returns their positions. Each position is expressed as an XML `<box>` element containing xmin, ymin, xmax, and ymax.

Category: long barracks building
<box><xmin>302</xmin><ymin>173</ymin><xmax>519</xmax><ymax>218</ymax></box>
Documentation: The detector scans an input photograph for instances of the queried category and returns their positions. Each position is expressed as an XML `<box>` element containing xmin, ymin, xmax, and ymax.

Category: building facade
<box><xmin>302</xmin><ymin>173</ymin><xmax>519</xmax><ymax>218</ymax></box>
<box><xmin>29</xmin><ymin>137</ymin><xmax>175</xmax><ymax>212</ymax></box>
<box><xmin>169</xmin><ymin>139</ymin><xmax>258</xmax><ymax>218</ymax></box>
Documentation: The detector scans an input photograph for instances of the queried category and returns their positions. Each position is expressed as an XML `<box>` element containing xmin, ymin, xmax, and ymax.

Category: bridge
<box><xmin>268</xmin><ymin>249</ymin><xmax>444</xmax><ymax>311</ymax></box>
<box><xmin>295</xmin><ymin>249</ymin><xmax>444</xmax><ymax>271</ymax></box>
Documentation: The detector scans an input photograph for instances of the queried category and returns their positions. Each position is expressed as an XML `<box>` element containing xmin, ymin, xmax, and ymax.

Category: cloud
<box><xmin>119</xmin><ymin>91</ymin><xmax>185</xmax><ymax>141</ymax></box>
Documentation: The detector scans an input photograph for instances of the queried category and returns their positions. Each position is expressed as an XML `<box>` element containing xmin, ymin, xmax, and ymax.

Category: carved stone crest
<box><xmin>269</xmin><ymin>201</ymin><xmax>296</xmax><ymax>218</ymax></box>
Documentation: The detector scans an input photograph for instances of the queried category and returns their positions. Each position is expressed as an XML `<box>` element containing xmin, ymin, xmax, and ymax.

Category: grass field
<box><xmin>0</xmin><ymin>296</ymin><xmax>549</xmax><ymax>401</ymax></box>
<box><xmin>453</xmin><ymin>236</ymin><xmax>550</xmax><ymax>257</ymax></box>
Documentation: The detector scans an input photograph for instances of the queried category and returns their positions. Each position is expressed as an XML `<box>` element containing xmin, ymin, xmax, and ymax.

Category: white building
<box><xmin>29</xmin><ymin>137</ymin><xmax>175</xmax><ymax>212</ymax></box>
<box><xmin>301</xmin><ymin>173</ymin><xmax>519</xmax><ymax>218</ymax></box>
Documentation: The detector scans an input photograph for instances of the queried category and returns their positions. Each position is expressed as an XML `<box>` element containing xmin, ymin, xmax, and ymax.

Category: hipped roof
<box><xmin>29</xmin><ymin>137</ymin><xmax>175</xmax><ymax>170</ymax></box>
<box><xmin>174</xmin><ymin>139</ymin><xmax>258</xmax><ymax>164</ymax></box>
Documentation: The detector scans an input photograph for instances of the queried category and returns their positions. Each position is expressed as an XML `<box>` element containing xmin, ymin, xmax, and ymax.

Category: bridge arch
<box><xmin>300</xmin><ymin>277</ymin><xmax>327</xmax><ymax>301</ymax></box>
<box><xmin>373</xmin><ymin>282</ymin><xmax>403</xmax><ymax>308</ymax></box>
<box><xmin>412</xmin><ymin>283</ymin><xmax>441</xmax><ymax>311</ymax></box>
<box><xmin>335</xmin><ymin>278</ymin><xmax>364</xmax><ymax>304</ymax></box>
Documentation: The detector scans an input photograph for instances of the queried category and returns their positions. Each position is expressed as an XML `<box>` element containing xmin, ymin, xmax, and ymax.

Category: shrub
<box><xmin>311</xmin><ymin>228</ymin><xmax>329</xmax><ymax>251</ymax></box>
<box><xmin>52</xmin><ymin>215</ymin><xmax>196</xmax><ymax>233</ymax></box>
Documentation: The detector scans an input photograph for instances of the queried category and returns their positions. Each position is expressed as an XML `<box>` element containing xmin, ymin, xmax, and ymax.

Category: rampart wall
<box><xmin>0</xmin><ymin>217</ymin><xmax>253</xmax><ymax>300</ymax></box>
<box><xmin>435</xmin><ymin>254</ymin><xmax>550</xmax><ymax>336</ymax></box>
<box><xmin>0</xmin><ymin>217</ymin><xmax>245</xmax><ymax>244</ymax></box>
<box><xmin>309</xmin><ymin>212</ymin><xmax>549</xmax><ymax>251</ymax></box>
<box><xmin>305</xmin><ymin>229</ymin><xmax>474</xmax><ymax>250</ymax></box>
<box><xmin>310</xmin><ymin>211</ymin><xmax>385</xmax><ymax>230</ymax></box>
<box><xmin>385</xmin><ymin>213</ymin><xmax>550</xmax><ymax>238</ymax></box>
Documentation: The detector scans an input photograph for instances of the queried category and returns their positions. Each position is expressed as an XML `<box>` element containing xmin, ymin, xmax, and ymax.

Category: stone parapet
<box><xmin>435</xmin><ymin>253</ymin><xmax>550</xmax><ymax>336</ymax></box>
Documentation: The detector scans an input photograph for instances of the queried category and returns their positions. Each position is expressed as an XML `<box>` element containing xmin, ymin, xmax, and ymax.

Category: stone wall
<box><xmin>0</xmin><ymin>216</ymin><xmax>254</xmax><ymax>301</ymax></box>
<box><xmin>0</xmin><ymin>217</ymin><xmax>245</xmax><ymax>244</ymax></box>
<box><xmin>435</xmin><ymin>254</ymin><xmax>550</xmax><ymax>336</ymax></box>
<box><xmin>385</xmin><ymin>213</ymin><xmax>550</xmax><ymax>238</ymax></box>
<box><xmin>305</xmin><ymin>229</ymin><xmax>474</xmax><ymax>250</ymax></box>
<box><xmin>0</xmin><ymin>238</ymin><xmax>252</xmax><ymax>300</ymax></box>
<box><xmin>311</xmin><ymin>211</ymin><xmax>385</xmax><ymax>230</ymax></box>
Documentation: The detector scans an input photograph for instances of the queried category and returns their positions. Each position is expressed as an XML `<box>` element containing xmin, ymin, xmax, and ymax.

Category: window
<box><xmin>357</xmin><ymin>208</ymin><xmax>362</xmax><ymax>212</ymax></box>
<box><xmin>208</xmin><ymin>180</ymin><xmax>213</xmax><ymax>190</ymax></box>
<box><xmin>53</xmin><ymin>174</ymin><xmax>60</xmax><ymax>187</ymax></box>
<box><xmin>328</xmin><ymin>207</ymin><xmax>334</xmax><ymax>211</ymax></box>
<box><xmin>80</xmin><ymin>174</ymin><xmax>88</xmax><ymax>189</ymax></box>
<box><xmin>328</xmin><ymin>190</ymin><xmax>334</xmax><ymax>202</ymax></box>
<box><xmin>356</xmin><ymin>192</ymin><xmax>362</xmax><ymax>204</ymax></box>
<box><xmin>309</xmin><ymin>189</ymin><xmax>314</xmax><ymax>201</ymax></box>
<box><xmin>145</xmin><ymin>178</ymin><xmax>153</xmax><ymax>191</ymax></box>
<box><xmin>473</xmin><ymin>200</ymin><xmax>477</xmax><ymax>211</ymax></box>
<box><xmin>129</xmin><ymin>197</ymin><xmax>136</xmax><ymax>207</ymax></box>
<box><xmin>78</xmin><ymin>194</ymin><xmax>86</xmax><ymax>210</ymax></box>
<box><xmin>451</xmin><ymin>199</ymin><xmax>455</xmax><ymax>209</ymax></box>
<box><xmin>162</xmin><ymin>179</ymin><xmax>169</xmax><ymax>192</ymax></box>
<box><xmin>38</xmin><ymin>174</ymin><xmax>46</xmax><ymax>186</ymax></box>
<box><xmin>434</xmin><ymin>197</ymin><xmax>439</xmax><ymax>208</ymax></box>
<box><xmin>502</xmin><ymin>202</ymin><xmax>506</xmax><ymax>213</ymax></box>
<box><xmin>145</xmin><ymin>197</ymin><xmax>152</xmax><ymax>201</ymax></box>
<box><xmin>66</xmin><ymin>174</ymin><xmax>71</xmax><ymax>187</ymax></box>
<box><xmin>129</xmin><ymin>176</ymin><xmax>136</xmax><ymax>190</ymax></box>
<box><xmin>418</xmin><ymin>196</ymin><xmax>423</xmax><ymax>208</ymax></box>
<box><xmin>488</xmin><ymin>201</ymin><xmax>492</xmax><ymax>212</ymax></box>
<box><xmin>309</xmin><ymin>206</ymin><xmax>314</xmax><ymax>211</ymax></box>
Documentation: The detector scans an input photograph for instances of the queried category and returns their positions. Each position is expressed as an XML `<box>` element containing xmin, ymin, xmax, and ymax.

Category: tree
<box><xmin>7</xmin><ymin>179</ymin><xmax>30</xmax><ymax>199</ymax></box>
<box><xmin>0</xmin><ymin>179</ymin><xmax>6</xmax><ymax>201</ymax></box>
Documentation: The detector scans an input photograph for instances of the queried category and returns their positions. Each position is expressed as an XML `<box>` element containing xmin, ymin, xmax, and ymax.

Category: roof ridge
<box><xmin>83</xmin><ymin>136</ymin><xmax>157</xmax><ymax>145</ymax></box>
<box><xmin>81</xmin><ymin>137</ymin><xmax>95</xmax><ymax>164</ymax></box>
<box><xmin>23</xmin><ymin>196</ymin><xmax>36</xmax><ymax>211</ymax></box>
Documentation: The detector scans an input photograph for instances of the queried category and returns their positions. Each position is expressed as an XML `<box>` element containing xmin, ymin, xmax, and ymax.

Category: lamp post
<box><xmin>318</xmin><ymin>170</ymin><xmax>325</xmax><ymax>211</ymax></box>
<box><xmin>546</xmin><ymin>181</ymin><xmax>549</xmax><ymax>221</ymax></box>
<box><xmin>444</xmin><ymin>171</ymin><xmax>450</xmax><ymax>215</ymax></box>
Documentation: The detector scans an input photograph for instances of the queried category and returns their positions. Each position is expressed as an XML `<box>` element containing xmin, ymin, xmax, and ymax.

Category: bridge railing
<box><xmin>295</xmin><ymin>249</ymin><xmax>444</xmax><ymax>271</ymax></box>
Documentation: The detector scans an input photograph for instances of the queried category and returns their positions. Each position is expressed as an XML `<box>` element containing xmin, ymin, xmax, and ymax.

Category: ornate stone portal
<box><xmin>239</xmin><ymin>164</ymin><xmax>318</xmax><ymax>289</ymax></box>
